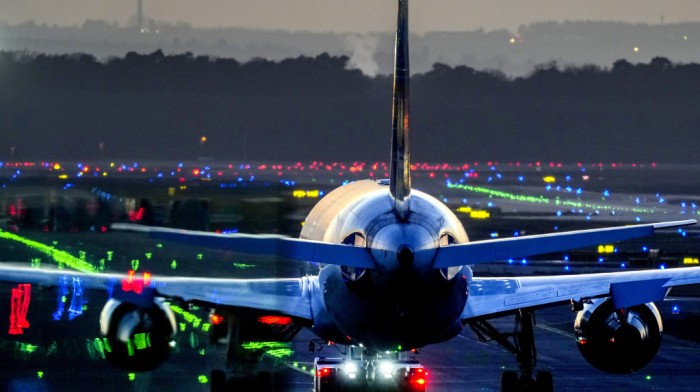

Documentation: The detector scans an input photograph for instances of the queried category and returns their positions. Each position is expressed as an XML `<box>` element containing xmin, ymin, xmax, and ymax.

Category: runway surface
<box><xmin>1</xmin><ymin>162</ymin><xmax>699</xmax><ymax>391</ymax></box>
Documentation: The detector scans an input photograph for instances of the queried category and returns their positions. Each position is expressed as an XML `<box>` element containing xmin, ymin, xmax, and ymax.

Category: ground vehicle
<box><xmin>313</xmin><ymin>345</ymin><xmax>427</xmax><ymax>392</ymax></box>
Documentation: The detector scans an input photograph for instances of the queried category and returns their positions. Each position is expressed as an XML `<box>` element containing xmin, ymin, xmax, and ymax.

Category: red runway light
<box><xmin>9</xmin><ymin>284</ymin><xmax>31</xmax><ymax>335</ymax></box>
<box><xmin>211</xmin><ymin>314</ymin><xmax>224</xmax><ymax>325</ymax></box>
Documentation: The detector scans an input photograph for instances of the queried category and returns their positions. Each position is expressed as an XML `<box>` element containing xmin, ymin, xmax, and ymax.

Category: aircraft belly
<box><xmin>319</xmin><ymin>265</ymin><xmax>468</xmax><ymax>351</ymax></box>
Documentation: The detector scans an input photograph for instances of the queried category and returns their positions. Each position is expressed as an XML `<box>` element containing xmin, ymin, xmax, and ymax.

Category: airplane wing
<box><xmin>463</xmin><ymin>266</ymin><xmax>700</xmax><ymax>319</ymax></box>
<box><xmin>0</xmin><ymin>264</ymin><xmax>313</xmax><ymax>320</ymax></box>
<box><xmin>111</xmin><ymin>223</ymin><xmax>375</xmax><ymax>269</ymax></box>
<box><xmin>435</xmin><ymin>219</ymin><xmax>696</xmax><ymax>268</ymax></box>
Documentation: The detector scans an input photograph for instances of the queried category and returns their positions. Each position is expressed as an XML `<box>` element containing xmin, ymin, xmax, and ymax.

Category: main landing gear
<box><xmin>468</xmin><ymin>309</ymin><xmax>553</xmax><ymax>392</ymax></box>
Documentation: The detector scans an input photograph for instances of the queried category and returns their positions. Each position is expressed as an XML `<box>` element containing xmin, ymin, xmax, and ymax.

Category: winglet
<box><xmin>389</xmin><ymin>0</ymin><xmax>411</xmax><ymax>220</ymax></box>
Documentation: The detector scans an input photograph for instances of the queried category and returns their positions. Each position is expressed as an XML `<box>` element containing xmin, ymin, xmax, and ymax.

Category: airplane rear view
<box><xmin>1</xmin><ymin>1</ymin><xmax>699</xmax><ymax>391</ymax></box>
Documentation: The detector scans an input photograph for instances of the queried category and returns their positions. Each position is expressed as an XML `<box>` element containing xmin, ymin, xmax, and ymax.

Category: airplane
<box><xmin>1</xmin><ymin>1</ymin><xmax>699</xmax><ymax>391</ymax></box>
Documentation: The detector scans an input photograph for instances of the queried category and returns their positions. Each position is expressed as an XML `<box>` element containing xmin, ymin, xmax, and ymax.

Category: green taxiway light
<box><xmin>169</xmin><ymin>305</ymin><xmax>204</xmax><ymax>330</ymax></box>
<box><xmin>171</xmin><ymin>260</ymin><xmax>177</xmax><ymax>269</ymax></box>
<box><xmin>145</xmin><ymin>253</ymin><xmax>152</xmax><ymax>260</ymax></box>
<box><xmin>37</xmin><ymin>371</ymin><xmax>44</xmax><ymax>379</ymax></box>
<box><xmin>131</xmin><ymin>259</ymin><xmax>139</xmax><ymax>271</ymax></box>
<box><xmin>266</xmin><ymin>348</ymin><xmax>293</xmax><ymax>358</ymax></box>
<box><xmin>19</xmin><ymin>342</ymin><xmax>38</xmax><ymax>353</ymax></box>
<box><xmin>0</xmin><ymin>229</ymin><xmax>98</xmax><ymax>273</ymax></box>
<box><xmin>134</xmin><ymin>333</ymin><xmax>149</xmax><ymax>350</ymax></box>
<box><xmin>448</xmin><ymin>183</ymin><xmax>550</xmax><ymax>204</ymax></box>
<box><xmin>241</xmin><ymin>342</ymin><xmax>290</xmax><ymax>350</ymax></box>
<box><xmin>128</xmin><ymin>373</ymin><xmax>135</xmax><ymax>381</ymax></box>
<box><xmin>198</xmin><ymin>375</ymin><xmax>208</xmax><ymax>384</ymax></box>
<box><xmin>103</xmin><ymin>338</ymin><xmax>112</xmax><ymax>353</ymax></box>
<box><xmin>233</xmin><ymin>262</ymin><xmax>256</xmax><ymax>269</ymax></box>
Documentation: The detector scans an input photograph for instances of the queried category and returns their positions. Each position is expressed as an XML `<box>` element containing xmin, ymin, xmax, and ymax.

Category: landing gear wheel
<box><xmin>501</xmin><ymin>371</ymin><xmax>518</xmax><ymax>392</ymax></box>
<box><xmin>317</xmin><ymin>382</ymin><xmax>336</xmax><ymax>392</ymax></box>
<box><xmin>536</xmin><ymin>371</ymin><xmax>553</xmax><ymax>392</ymax></box>
<box><xmin>210</xmin><ymin>369</ymin><xmax>227</xmax><ymax>392</ymax></box>
<box><xmin>471</xmin><ymin>310</ymin><xmax>553</xmax><ymax>392</ymax></box>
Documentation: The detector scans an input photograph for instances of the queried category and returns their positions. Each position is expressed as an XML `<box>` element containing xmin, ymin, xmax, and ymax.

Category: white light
<box><xmin>344</xmin><ymin>362</ymin><xmax>358</xmax><ymax>374</ymax></box>
<box><xmin>380</xmin><ymin>361</ymin><xmax>393</xmax><ymax>375</ymax></box>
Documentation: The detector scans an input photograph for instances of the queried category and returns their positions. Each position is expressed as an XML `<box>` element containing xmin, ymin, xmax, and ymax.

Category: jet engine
<box><xmin>574</xmin><ymin>298</ymin><xmax>663</xmax><ymax>374</ymax></box>
<box><xmin>100</xmin><ymin>297</ymin><xmax>177</xmax><ymax>371</ymax></box>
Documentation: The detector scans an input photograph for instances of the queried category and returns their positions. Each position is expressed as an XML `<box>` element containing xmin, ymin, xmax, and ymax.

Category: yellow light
<box><xmin>509</xmin><ymin>38</ymin><xmax>516</xmax><ymax>44</ymax></box>
<box><xmin>200</xmin><ymin>136</ymin><xmax>207</xmax><ymax>143</ymax></box>
<box><xmin>634</xmin><ymin>47</ymin><xmax>639</xmax><ymax>52</ymax></box>
<box><xmin>598</xmin><ymin>245</ymin><xmax>615</xmax><ymax>254</ymax></box>
<box><xmin>470</xmin><ymin>210</ymin><xmax>490</xmax><ymax>219</ymax></box>
<box><xmin>543</xmin><ymin>176</ymin><xmax>556</xmax><ymax>183</ymax></box>
<box><xmin>683</xmin><ymin>257</ymin><xmax>699</xmax><ymax>265</ymax></box>
<box><xmin>293</xmin><ymin>190</ymin><xmax>307</xmax><ymax>198</ymax></box>
<box><xmin>102</xmin><ymin>172</ymin><xmax>108</xmax><ymax>176</ymax></box>
<box><xmin>168</xmin><ymin>187</ymin><xmax>175</xmax><ymax>196</ymax></box>
<box><xmin>306</xmin><ymin>190</ymin><xmax>319</xmax><ymax>198</ymax></box>
<box><xmin>53</xmin><ymin>163</ymin><xmax>61</xmax><ymax>170</ymax></box>
<box><xmin>456</xmin><ymin>206</ymin><xmax>472</xmax><ymax>213</ymax></box>
<box><xmin>58</xmin><ymin>174</ymin><xmax>68</xmax><ymax>179</ymax></box>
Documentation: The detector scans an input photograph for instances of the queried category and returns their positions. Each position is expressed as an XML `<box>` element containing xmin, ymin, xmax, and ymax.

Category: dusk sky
<box><xmin>1</xmin><ymin>0</ymin><xmax>698</xmax><ymax>33</ymax></box>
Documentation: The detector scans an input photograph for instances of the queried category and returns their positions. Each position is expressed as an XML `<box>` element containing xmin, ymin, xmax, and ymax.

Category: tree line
<box><xmin>0</xmin><ymin>51</ymin><xmax>698</xmax><ymax>163</ymax></box>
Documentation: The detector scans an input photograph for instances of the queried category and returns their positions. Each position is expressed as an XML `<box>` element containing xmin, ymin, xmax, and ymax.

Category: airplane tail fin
<box><xmin>389</xmin><ymin>0</ymin><xmax>411</xmax><ymax>220</ymax></box>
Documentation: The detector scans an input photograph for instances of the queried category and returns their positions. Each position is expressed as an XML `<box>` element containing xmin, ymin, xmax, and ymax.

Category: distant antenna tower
<box><xmin>137</xmin><ymin>0</ymin><xmax>143</xmax><ymax>32</ymax></box>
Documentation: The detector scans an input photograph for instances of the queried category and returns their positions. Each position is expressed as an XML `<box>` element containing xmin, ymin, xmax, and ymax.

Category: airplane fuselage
<box><xmin>302</xmin><ymin>180</ymin><xmax>473</xmax><ymax>350</ymax></box>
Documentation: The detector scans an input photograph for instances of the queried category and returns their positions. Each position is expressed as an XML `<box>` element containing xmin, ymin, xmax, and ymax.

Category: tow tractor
<box><xmin>313</xmin><ymin>344</ymin><xmax>428</xmax><ymax>392</ymax></box>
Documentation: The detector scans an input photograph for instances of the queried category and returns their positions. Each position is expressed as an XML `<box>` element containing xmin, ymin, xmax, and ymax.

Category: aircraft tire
<box><xmin>536</xmin><ymin>371</ymin><xmax>553</xmax><ymax>392</ymax></box>
<box><xmin>501</xmin><ymin>371</ymin><xmax>519</xmax><ymax>392</ymax></box>
<box><xmin>210</xmin><ymin>369</ymin><xmax>227</xmax><ymax>392</ymax></box>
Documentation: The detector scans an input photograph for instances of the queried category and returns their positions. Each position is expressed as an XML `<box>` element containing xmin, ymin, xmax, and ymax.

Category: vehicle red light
<box><xmin>258</xmin><ymin>315</ymin><xmax>292</xmax><ymax>325</ymax></box>
<box><xmin>211</xmin><ymin>314</ymin><xmax>224</xmax><ymax>325</ymax></box>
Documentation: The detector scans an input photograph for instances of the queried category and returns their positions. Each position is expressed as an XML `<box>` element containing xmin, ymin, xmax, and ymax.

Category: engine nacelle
<box><xmin>100</xmin><ymin>297</ymin><xmax>177</xmax><ymax>371</ymax></box>
<box><xmin>574</xmin><ymin>298</ymin><xmax>663</xmax><ymax>374</ymax></box>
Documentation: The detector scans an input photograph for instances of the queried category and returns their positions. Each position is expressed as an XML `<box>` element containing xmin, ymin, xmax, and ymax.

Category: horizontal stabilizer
<box><xmin>111</xmin><ymin>223</ymin><xmax>375</xmax><ymax>269</ymax></box>
<box><xmin>435</xmin><ymin>219</ymin><xmax>696</xmax><ymax>268</ymax></box>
